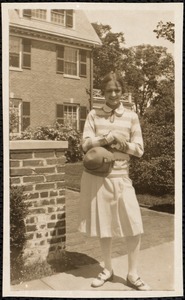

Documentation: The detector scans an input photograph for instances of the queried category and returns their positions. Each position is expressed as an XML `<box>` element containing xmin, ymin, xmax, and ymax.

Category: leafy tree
<box><xmin>130</xmin><ymin>79</ymin><xmax>174</xmax><ymax>195</ymax></box>
<box><xmin>92</xmin><ymin>23</ymin><xmax>126</xmax><ymax>88</ymax></box>
<box><xmin>153</xmin><ymin>21</ymin><xmax>175</xmax><ymax>43</ymax></box>
<box><xmin>124</xmin><ymin>44</ymin><xmax>174</xmax><ymax>115</ymax></box>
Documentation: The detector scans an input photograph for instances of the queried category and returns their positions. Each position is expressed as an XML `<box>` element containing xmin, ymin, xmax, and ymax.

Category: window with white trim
<box><xmin>56</xmin><ymin>103</ymin><xmax>79</xmax><ymax>130</ymax></box>
<box><xmin>9</xmin><ymin>36</ymin><xmax>31</xmax><ymax>70</ymax></box>
<box><xmin>32</xmin><ymin>9</ymin><xmax>47</xmax><ymax>20</ymax></box>
<box><xmin>9</xmin><ymin>99</ymin><xmax>30</xmax><ymax>134</ymax></box>
<box><xmin>23</xmin><ymin>9</ymin><xmax>47</xmax><ymax>20</ymax></box>
<box><xmin>56</xmin><ymin>46</ymin><xmax>87</xmax><ymax>77</ymax></box>
<box><xmin>9</xmin><ymin>36</ymin><xmax>21</xmax><ymax>68</ymax></box>
<box><xmin>22</xmin><ymin>9</ymin><xmax>73</xmax><ymax>27</ymax></box>
<box><xmin>9</xmin><ymin>99</ymin><xmax>22</xmax><ymax>134</ymax></box>
<box><xmin>56</xmin><ymin>104</ymin><xmax>87</xmax><ymax>132</ymax></box>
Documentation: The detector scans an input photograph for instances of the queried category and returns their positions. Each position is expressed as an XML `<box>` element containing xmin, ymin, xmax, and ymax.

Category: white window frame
<box><xmin>9</xmin><ymin>36</ymin><xmax>22</xmax><ymax>71</ymax></box>
<box><xmin>63</xmin><ymin>103</ymin><xmax>80</xmax><ymax>131</ymax></box>
<box><xmin>31</xmin><ymin>9</ymin><xmax>47</xmax><ymax>21</ymax></box>
<box><xmin>9</xmin><ymin>98</ymin><xmax>22</xmax><ymax>136</ymax></box>
<box><xmin>51</xmin><ymin>10</ymin><xmax>65</xmax><ymax>26</ymax></box>
<box><xmin>63</xmin><ymin>47</ymin><xmax>79</xmax><ymax>78</ymax></box>
<box><xmin>21</xmin><ymin>9</ymin><xmax>74</xmax><ymax>28</ymax></box>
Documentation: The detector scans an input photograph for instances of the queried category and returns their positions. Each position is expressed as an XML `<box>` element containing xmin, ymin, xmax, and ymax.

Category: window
<box><xmin>56</xmin><ymin>104</ymin><xmax>87</xmax><ymax>132</ymax></box>
<box><xmin>51</xmin><ymin>10</ymin><xmax>65</xmax><ymax>25</ymax></box>
<box><xmin>9</xmin><ymin>99</ymin><xmax>22</xmax><ymax>134</ymax></box>
<box><xmin>51</xmin><ymin>9</ymin><xmax>73</xmax><ymax>27</ymax></box>
<box><xmin>22</xmin><ymin>39</ymin><xmax>31</xmax><ymax>69</ymax></box>
<box><xmin>56</xmin><ymin>103</ymin><xmax>79</xmax><ymax>130</ymax></box>
<box><xmin>23</xmin><ymin>9</ymin><xmax>31</xmax><ymax>18</ymax></box>
<box><xmin>66</xmin><ymin>10</ymin><xmax>73</xmax><ymax>28</ymax></box>
<box><xmin>22</xmin><ymin>9</ymin><xmax>73</xmax><ymax>27</ymax></box>
<box><xmin>79</xmin><ymin>50</ymin><xmax>87</xmax><ymax>77</ymax></box>
<box><xmin>64</xmin><ymin>47</ymin><xmax>77</xmax><ymax>76</ymax></box>
<box><xmin>56</xmin><ymin>46</ymin><xmax>87</xmax><ymax>77</ymax></box>
<box><xmin>9</xmin><ymin>37</ymin><xmax>31</xmax><ymax>70</ymax></box>
<box><xmin>9</xmin><ymin>36</ymin><xmax>21</xmax><ymax>68</ymax></box>
<box><xmin>9</xmin><ymin>99</ymin><xmax>30</xmax><ymax>134</ymax></box>
<box><xmin>31</xmin><ymin>9</ymin><xmax>47</xmax><ymax>20</ymax></box>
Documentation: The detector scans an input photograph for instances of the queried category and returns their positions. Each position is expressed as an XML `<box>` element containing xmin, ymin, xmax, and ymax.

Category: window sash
<box><xmin>56</xmin><ymin>104</ymin><xmax>80</xmax><ymax>130</ymax></box>
<box><xmin>22</xmin><ymin>39</ymin><xmax>31</xmax><ymax>69</ymax></box>
<box><xmin>9</xmin><ymin>99</ymin><xmax>22</xmax><ymax>134</ymax></box>
<box><xmin>79</xmin><ymin>50</ymin><xmax>87</xmax><ymax>77</ymax></box>
<box><xmin>57</xmin><ymin>46</ymin><xmax>87</xmax><ymax>77</ymax></box>
<box><xmin>10</xmin><ymin>37</ymin><xmax>31</xmax><ymax>69</ymax></box>
<box><xmin>31</xmin><ymin>9</ymin><xmax>47</xmax><ymax>20</ymax></box>
<box><xmin>9</xmin><ymin>36</ymin><xmax>21</xmax><ymax>68</ymax></box>
<box><xmin>51</xmin><ymin>10</ymin><xmax>65</xmax><ymax>25</ymax></box>
<box><xmin>66</xmin><ymin>10</ymin><xmax>73</xmax><ymax>27</ymax></box>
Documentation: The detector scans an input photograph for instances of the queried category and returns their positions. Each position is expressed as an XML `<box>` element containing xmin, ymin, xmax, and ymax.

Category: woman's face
<box><xmin>104</xmin><ymin>80</ymin><xmax>122</xmax><ymax>109</ymax></box>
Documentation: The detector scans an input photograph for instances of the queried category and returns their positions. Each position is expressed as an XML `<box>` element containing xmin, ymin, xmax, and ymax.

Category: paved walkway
<box><xmin>10</xmin><ymin>190</ymin><xmax>175</xmax><ymax>295</ymax></box>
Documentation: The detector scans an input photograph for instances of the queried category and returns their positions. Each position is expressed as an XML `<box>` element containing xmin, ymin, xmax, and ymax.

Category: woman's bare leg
<box><xmin>99</xmin><ymin>237</ymin><xmax>113</xmax><ymax>272</ymax></box>
<box><xmin>126</xmin><ymin>234</ymin><xmax>141</xmax><ymax>281</ymax></box>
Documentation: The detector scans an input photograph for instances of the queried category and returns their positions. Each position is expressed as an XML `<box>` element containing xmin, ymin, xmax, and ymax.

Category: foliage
<box><xmin>92</xmin><ymin>22</ymin><xmax>126</xmax><ymax>89</ymax></box>
<box><xmin>124</xmin><ymin>44</ymin><xmax>174</xmax><ymax>116</ymax></box>
<box><xmin>11</xmin><ymin>122</ymin><xmax>84</xmax><ymax>163</ymax></box>
<box><xmin>130</xmin><ymin>78</ymin><xmax>175</xmax><ymax>195</ymax></box>
<box><xmin>9</xmin><ymin>107</ymin><xmax>19</xmax><ymax>133</ymax></box>
<box><xmin>10</xmin><ymin>185</ymin><xmax>29</xmax><ymax>281</ymax></box>
<box><xmin>130</xmin><ymin>155</ymin><xmax>174</xmax><ymax>195</ymax></box>
<box><xmin>153</xmin><ymin>21</ymin><xmax>175</xmax><ymax>43</ymax></box>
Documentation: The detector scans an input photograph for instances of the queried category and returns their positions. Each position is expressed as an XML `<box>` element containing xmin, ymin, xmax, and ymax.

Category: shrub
<box><xmin>10</xmin><ymin>185</ymin><xmax>29</xmax><ymax>281</ymax></box>
<box><xmin>130</xmin><ymin>155</ymin><xmax>174</xmax><ymax>195</ymax></box>
<box><xmin>10</xmin><ymin>122</ymin><xmax>84</xmax><ymax>163</ymax></box>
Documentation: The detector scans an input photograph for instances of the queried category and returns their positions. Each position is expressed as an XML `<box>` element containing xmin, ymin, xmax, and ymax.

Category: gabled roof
<box><xmin>9</xmin><ymin>9</ymin><xmax>102</xmax><ymax>47</ymax></box>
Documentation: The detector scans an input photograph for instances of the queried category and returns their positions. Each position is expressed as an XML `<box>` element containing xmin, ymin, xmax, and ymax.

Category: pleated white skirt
<box><xmin>79</xmin><ymin>171</ymin><xmax>144</xmax><ymax>238</ymax></box>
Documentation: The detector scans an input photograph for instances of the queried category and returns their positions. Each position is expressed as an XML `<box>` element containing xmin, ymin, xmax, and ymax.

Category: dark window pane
<box><xmin>80</xmin><ymin>50</ymin><xmax>86</xmax><ymax>62</ymax></box>
<box><xmin>23</xmin><ymin>10</ymin><xmax>31</xmax><ymax>17</ymax></box>
<box><xmin>80</xmin><ymin>64</ymin><xmax>87</xmax><ymax>76</ymax></box>
<box><xmin>57</xmin><ymin>60</ymin><xmax>64</xmax><ymax>73</ymax></box>
<box><xmin>23</xmin><ymin>44</ymin><xmax>31</xmax><ymax>53</ymax></box>
<box><xmin>10</xmin><ymin>55</ymin><xmax>19</xmax><ymax>67</ymax></box>
<box><xmin>66</xmin><ymin>10</ymin><xmax>73</xmax><ymax>27</ymax></box>
<box><xmin>56</xmin><ymin>104</ymin><xmax>63</xmax><ymax>118</ymax></box>
<box><xmin>22</xmin><ymin>117</ymin><xmax>30</xmax><ymax>131</ymax></box>
<box><xmin>57</xmin><ymin>47</ymin><xmax>64</xmax><ymax>58</ymax></box>
<box><xmin>23</xmin><ymin>102</ymin><xmax>30</xmax><ymax>116</ymax></box>
<box><xmin>23</xmin><ymin>54</ymin><xmax>31</xmax><ymax>68</ymax></box>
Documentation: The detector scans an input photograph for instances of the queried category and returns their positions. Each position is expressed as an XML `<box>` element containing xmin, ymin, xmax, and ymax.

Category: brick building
<box><xmin>9</xmin><ymin>9</ymin><xmax>101</xmax><ymax>134</ymax></box>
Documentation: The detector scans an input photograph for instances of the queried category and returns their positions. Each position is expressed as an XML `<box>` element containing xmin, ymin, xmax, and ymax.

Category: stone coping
<box><xmin>10</xmin><ymin>140</ymin><xmax>68</xmax><ymax>150</ymax></box>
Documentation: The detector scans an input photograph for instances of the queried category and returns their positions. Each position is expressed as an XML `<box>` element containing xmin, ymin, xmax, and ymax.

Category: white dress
<box><xmin>79</xmin><ymin>104</ymin><xmax>144</xmax><ymax>237</ymax></box>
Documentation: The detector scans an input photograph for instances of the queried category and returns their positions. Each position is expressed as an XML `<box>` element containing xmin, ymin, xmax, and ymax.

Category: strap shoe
<box><xmin>127</xmin><ymin>276</ymin><xmax>151</xmax><ymax>291</ymax></box>
<box><xmin>91</xmin><ymin>269</ymin><xmax>113</xmax><ymax>288</ymax></box>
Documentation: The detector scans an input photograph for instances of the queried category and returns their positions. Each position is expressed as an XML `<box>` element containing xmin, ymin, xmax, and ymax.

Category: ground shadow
<box><xmin>48</xmin><ymin>250</ymin><xmax>99</xmax><ymax>273</ymax></box>
<box><xmin>149</xmin><ymin>204</ymin><xmax>174</xmax><ymax>214</ymax></box>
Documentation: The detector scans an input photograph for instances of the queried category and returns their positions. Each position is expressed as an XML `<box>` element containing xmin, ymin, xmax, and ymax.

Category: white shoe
<box><xmin>127</xmin><ymin>276</ymin><xmax>151</xmax><ymax>291</ymax></box>
<box><xmin>91</xmin><ymin>269</ymin><xmax>113</xmax><ymax>288</ymax></box>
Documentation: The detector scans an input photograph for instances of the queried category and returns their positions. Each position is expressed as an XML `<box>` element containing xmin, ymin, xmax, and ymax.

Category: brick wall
<box><xmin>9</xmin><ymin>39</ymin><xmax>91</xmax><ymax>128</ymax></box>
<box><xmin>10</xmin><ymin>140</ymin><xmax>68</xmax><ymax>264</ymax></box>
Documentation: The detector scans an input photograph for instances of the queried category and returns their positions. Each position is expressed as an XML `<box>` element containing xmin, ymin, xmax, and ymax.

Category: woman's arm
<box><xmin>82</xmin><ymin>111</ymin><xmax>114</xmax><ymax>153</ymax></box>
<box><xmin>110</xmin><ymin>113</ymin><xmax>144</xmax><ymax>158</ymax></box>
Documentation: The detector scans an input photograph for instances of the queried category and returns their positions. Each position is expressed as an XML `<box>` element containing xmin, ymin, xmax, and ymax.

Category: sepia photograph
<box><xmin>2</xmin><ymin>1</ymin><xmax>183</xmax><ymax>298</ymax></box>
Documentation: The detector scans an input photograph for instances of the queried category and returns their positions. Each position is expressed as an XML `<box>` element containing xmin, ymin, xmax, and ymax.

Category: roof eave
<box><xmin>9</xmin><ymin>23</ymin><xmax>102</xmax><ymax>48</ymax></box>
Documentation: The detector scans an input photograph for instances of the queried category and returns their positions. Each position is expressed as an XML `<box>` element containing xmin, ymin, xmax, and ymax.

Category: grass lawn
<box><xmin>65</xmin><ymin>162</ymin><xmax>174</xmax><ymax>213</ymax></box>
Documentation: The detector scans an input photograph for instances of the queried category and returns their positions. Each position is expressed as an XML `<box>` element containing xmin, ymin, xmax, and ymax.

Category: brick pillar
<box><xmin>10</xmin><ymin>140</ymin><xmax>68</xmax><ymax>264</ymax></box>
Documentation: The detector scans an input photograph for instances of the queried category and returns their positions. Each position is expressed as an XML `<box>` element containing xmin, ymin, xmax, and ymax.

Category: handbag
<box><xmin>83</xmin><ymin>147</ymin><xmax>115</xmax><ymax>176</ymax></box>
